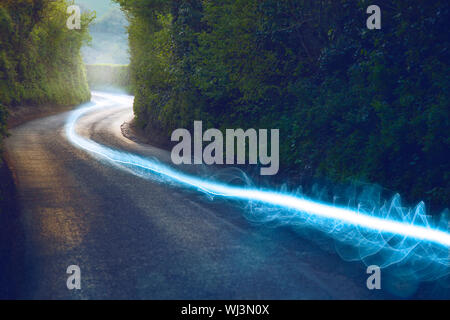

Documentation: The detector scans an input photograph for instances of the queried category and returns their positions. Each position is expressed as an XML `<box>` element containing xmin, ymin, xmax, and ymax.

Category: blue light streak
<box><xmin>65</xmin><ymin>92</ymin><xmax>449</xmax><ymax>282</ymax></box>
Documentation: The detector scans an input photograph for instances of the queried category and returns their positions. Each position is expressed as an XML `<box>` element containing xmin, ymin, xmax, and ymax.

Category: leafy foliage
<box><xmin>117</xmin><ymin>0</ymin><xmax>449</xmax><ymax>210</ymax></box>
<box><xmin>0</xmin><ymin>0</ymin><xmax>93</xmax><ymax>107</ymax></box>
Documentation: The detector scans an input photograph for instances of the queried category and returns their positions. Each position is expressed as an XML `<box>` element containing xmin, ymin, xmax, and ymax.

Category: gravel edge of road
<box><xmin>121</xmin><ymin>119</ymin><xmax>173</xmax><ymax>151</ymax></box>
<box><xmin>6</xmin><ymin>103</ymin><xmax>80</xmax><ymax>130</ymax></box>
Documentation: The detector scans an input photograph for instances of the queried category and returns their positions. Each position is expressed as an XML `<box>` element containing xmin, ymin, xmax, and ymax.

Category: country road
<box><xmin>0</xmin><ymin>91</ymin><xmax>431</xmax><ymax>299</ymax></box>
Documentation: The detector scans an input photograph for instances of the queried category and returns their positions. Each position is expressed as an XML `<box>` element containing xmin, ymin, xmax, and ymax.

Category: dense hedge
<box><xmin>0</xmin><ymin>0</ymin><xmax>93</xmax><ymax>125</ymax></box>
<box><xmin>85</xmin><ymin>64</ymin><xmax>132</xmax><ymax>93</ymax></box>
<box><xmin>117</xmin><ymin>0</ymin><xmax>449</xmax><ymax>210</ymax></box>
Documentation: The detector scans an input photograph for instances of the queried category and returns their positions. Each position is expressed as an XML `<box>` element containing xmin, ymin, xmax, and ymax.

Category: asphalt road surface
<box><xmin>1</xmin><ymin>92</ymin><xmax>406</xmax><ymax>299</ymax></box>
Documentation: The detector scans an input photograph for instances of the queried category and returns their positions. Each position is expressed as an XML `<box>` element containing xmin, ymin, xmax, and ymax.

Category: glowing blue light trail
<box><xmin>65</xmin><ymin>92</ymin><xmax>449</xmax><ymax>281</ymax></box>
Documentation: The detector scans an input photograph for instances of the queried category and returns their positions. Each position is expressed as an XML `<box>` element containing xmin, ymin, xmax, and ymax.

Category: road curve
<box><xmin>3</xmin><ymin>92</ymin><xmax>392</xmax><ymax>299</ymax></box>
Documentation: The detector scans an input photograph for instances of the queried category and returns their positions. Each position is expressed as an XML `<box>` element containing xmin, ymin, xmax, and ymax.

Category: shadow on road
<box><xmin>0</xmin><ymin>157</ymin><xmax>26</xmax><ymax>299</ymax></box>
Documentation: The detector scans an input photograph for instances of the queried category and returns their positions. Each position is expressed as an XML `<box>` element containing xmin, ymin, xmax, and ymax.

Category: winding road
<box><xmin>1</xmin><ymin>91</ymin><xmax>431</xmax><ymax>299</ymax></box>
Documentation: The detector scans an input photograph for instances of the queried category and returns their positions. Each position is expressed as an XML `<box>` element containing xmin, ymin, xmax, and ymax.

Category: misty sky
<box><xmin>75</xmin><ymin>0</ymin><xmax>130</xmax><ymax>65</ymax></box>
<box><xmin>75</xmin><ymin>0</ymin><xmax>119</xmax><ymax>18</ymax></box>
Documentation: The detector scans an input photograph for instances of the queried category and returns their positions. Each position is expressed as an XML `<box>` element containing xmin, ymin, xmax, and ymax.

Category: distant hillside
<box><xmin>81</xmin><ymin>5</ymin><xmax>129</xmax><ymax>65</ymax></box>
